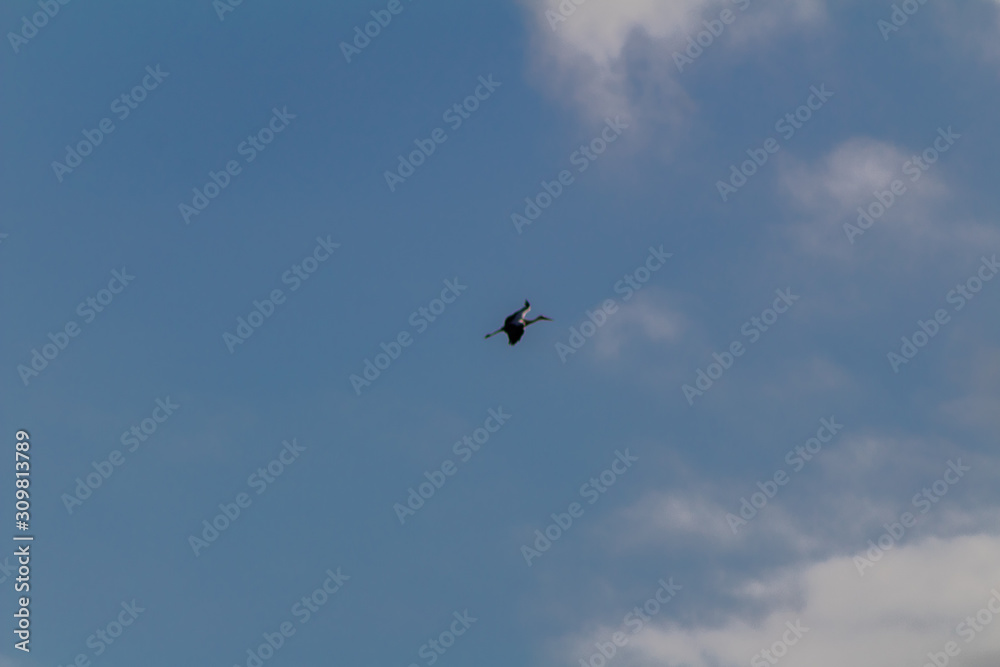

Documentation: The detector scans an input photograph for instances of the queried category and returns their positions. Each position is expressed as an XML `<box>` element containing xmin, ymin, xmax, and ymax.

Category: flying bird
<box><xmin>485</xmin><ymin>300</ymin><xmax>552</xmax><ymax>346</ymax></box>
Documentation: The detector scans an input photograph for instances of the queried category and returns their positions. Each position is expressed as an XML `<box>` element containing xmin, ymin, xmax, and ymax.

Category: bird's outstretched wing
<box><xmin>506</xmin><ymin>326</ymin><xmax>525</xmax><ymax>345</ymax></box>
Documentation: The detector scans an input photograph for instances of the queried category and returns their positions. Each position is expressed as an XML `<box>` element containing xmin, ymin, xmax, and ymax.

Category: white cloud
<box><xmin>777</xmin><ymin>137</ymin><xmax>950</xmax><ymax>258</ymax></box>
<box><xmin>519</xmin><ymin>0</ymin><xmax>827</xmax><ymax>125</ymax></box>
<box><xmin>603</xmin><ymin>490</ymin><xmax>735</xmax><ymax>548</ymax></box>
<box><xmin>592</xmin><ymin>290</ymin><xmax>687</xmax><ymax>360</ymax></box>
<box><xmin>775</xmin><ymin>135</ymin><xmax>1000</xmax><ymax>263</ymax></box>
<box><xmin>586</xmin><ymin>425</ymin><xmax>1000</xmax><ymax>566</ymax></box>
<box><xmin>552</xmin><ymin>420</ymin><xmax>1000</xmax><ymax>666</ymax></box>
<box><xmin>780</xmin><ymin>138</ymin><xmax>919</xmax><ymax>213</ymax></box>
<box><xmin>624</xmin><ymin>535</ymin><xmax>1000</xmax><ymax>667</ymax></box>
<box><xmin>561</xmin><ymin>534</ymin><xmax>1000</xmax><ymax>667</ymax></box>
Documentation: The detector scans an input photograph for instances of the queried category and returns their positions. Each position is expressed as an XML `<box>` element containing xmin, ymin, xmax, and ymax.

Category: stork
<box><xmin>485</xmin><ymin>300</ymin><xmax>552</xmax><ymax>346</ymax></box>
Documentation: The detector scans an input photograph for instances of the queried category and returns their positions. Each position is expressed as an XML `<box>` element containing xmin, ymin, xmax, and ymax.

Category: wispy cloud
<box><xmin>519</xmin><ymin>0</ymin><xmax>827</xmax><ymax>129</ymax></box>
<box><xmin>591</xmin><ymin>290</ymin><xmax>687</xmax><ymax>361</ymax></box>
<box><xmin>591</xmin><ymin>429</ymin><xmax>996</xmax><ymax>558</ymax></box>
<box><xmin>560</xmin><ymin>533</ymin><xmax>1000</xmax><ymax>667</ymax></box>
<box><xmin>777</xmin><ymin>136</ymin><xmax>953</xmax><ymax>258</ymax></box>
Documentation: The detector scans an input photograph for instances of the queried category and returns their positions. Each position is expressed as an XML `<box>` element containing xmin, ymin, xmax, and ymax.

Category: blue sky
<box><xmin>3</xmin><ymin>1</ymin><xmax>1000</xmax><ymax>666</ymax></box>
